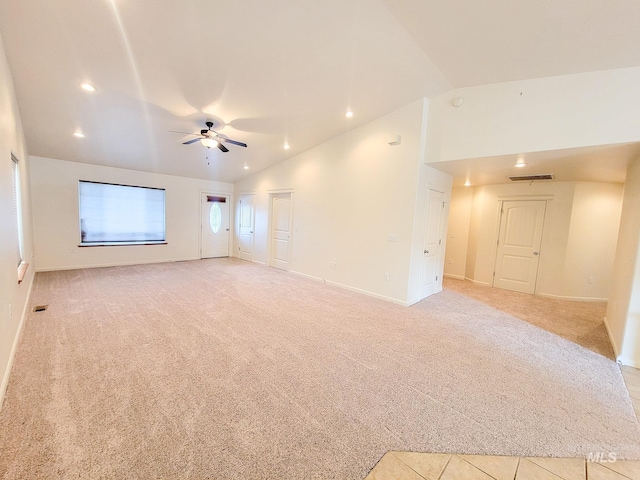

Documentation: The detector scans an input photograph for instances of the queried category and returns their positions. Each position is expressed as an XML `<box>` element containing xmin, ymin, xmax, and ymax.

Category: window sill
<box><xmin>78</xmin><ymin>242</ymin><xmax>168</xmax><ymax>247</ymax></box>
<box><xmin>17</xmin><ymin>262</ymin><xmax>28</xmax><ymax>284</ymax></box>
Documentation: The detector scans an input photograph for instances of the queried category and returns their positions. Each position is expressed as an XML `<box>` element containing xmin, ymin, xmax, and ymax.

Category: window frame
<box><xmin>12</xmin><ymin>154</ymin><xmax>28</xmax><ymax>283</ymax></box>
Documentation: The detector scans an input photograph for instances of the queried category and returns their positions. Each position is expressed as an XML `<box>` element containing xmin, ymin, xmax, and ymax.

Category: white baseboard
<box><xmin>443</xmin><ymin>274</ymin><xmax>465</xmax><ymax>280</ymax></box>
<box><xmin>536</xmin><ymin>292</ymin><xmax>608</xmax><ymax>302</ymax></box>
<box><xmin>288</xmin><ymin>270</ymin><xmax>409</xmax><ymax>306</ymax></box>
<box><xmin>288</xmin><ymin>270</ymin><xmax>324</xmax><ymax>283</ymax></box>
<box><xmin>603</xmin><ymin>316</ymin><xmax>621</xmax><ymax>359</ymax></box>
<box><xmin>35</xmin><ymin>257</ymin><xmax>201</xmax><ymax>272</ymax></box>
<box><xmin>1</xmin><ymin>278</ymin><xmax>34</xmax><ymax>411</ymax></box>
<box><xmin>616</xmin><ymin>356</ymin><xmax>640</xmax><ymax>369</ymax></box>
<box><xmin>465</xmin><ymin>277</ymin><xmax>491</xmax><ymax>287</ymax></box>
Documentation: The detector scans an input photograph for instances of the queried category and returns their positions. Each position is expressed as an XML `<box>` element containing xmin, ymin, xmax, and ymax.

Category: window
<box><xmin>12</xmin><ymin>155</ymin><xmax>24</xmax><ymax>265</ymax></box>
<box><xmin>209</xmin><ymin>203</ymin><xmax>222</xmax><ymax>234</ymax></box>
<box><xmin>78</xmin><ymin>181</ymin><xmax>166</xmax><ymax>245</ymax></box>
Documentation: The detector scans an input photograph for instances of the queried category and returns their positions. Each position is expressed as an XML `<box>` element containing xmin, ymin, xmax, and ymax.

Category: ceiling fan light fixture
<box><xmin>201</xmin><ymin>138</ymin><xmax>218</xmax><ymax>148</ymax></box>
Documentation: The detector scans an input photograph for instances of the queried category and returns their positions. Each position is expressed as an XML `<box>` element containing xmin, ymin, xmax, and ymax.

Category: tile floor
<box><xmin>364</xmin><ymin>451</ymin><xmax>640</xmax><ymax>480</ymax></box>
<box><xmin>622</xmin><ymin>366</ymin><xmax>640</xmax><ymax>419</ymax></box>
<box><xmin>362</xmin><ymin>365</ymin><xmax>640</xmax><ymax>479</ymax></box>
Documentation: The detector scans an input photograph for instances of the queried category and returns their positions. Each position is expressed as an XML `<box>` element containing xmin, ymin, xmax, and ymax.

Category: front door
<box><xmin>493</xmin><ymin>200</ymin><xmax>546</xmax><ymax>294</ymax></box>
<box><xmin>201</xmin><ymin>193</ymin><xmax>230</xmax><ymax>258</ymax></box>
<box><xmin>238</xmin><ymin>194</ymin><xmax>255</xmax><ymax>261</ymax></box>
<box><xmin>420</xmin><ymin>189</ymin><xmax>445</xmax><ymax>298</ymax></box>
<box><xmin>270</xmin><ymin>193</ymin><xmax>292</xmax><ymax>271</ymax></box>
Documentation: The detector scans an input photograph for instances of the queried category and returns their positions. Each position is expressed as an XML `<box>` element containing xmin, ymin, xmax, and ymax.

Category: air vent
<box><xmin>508</xmin><ymin>174</ymin><xmax>554</xmax><ymax>182</ymax></box>
<box><xmin>33</xmin><ymin>305</ymin><xmax>48</xmax><ymax>312</ymax></box>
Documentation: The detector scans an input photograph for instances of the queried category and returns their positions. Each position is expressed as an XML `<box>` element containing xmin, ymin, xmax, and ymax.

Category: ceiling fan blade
<box><xmin>220</xmin><ymin>138</ymin><xmax>248</xmax><ymax>148</ymax></box>
<box><xmin>217</xmin><ymin>142</ymin><xmax>229</xmax><ymax>153</ymax></box>
<box><xmin>182</xmin><ymin>138</ymin><xmax>202</xmax><ymax>145</ymax></box>
<box><xmin>169</xmin><ymin>130</ymin><xmax>198</xmax><ymax>135</ymax></box>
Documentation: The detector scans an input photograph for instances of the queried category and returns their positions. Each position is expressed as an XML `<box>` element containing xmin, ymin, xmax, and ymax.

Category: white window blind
<box><xmin>12</xmin><ymin>155</ymin><xmax>23</xmax><ymax>266</ymax></box>
<box><xmin>79</xmin><ymin>181</ymin><xmax>166</xmax><ymax>245</ymax></box>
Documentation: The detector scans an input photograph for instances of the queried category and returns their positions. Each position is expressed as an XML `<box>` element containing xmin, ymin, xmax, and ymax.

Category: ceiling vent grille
<box><xmin>508</xmin><ymin>174</ymin><xmax>554</xmax><ymax>182</ymax></box>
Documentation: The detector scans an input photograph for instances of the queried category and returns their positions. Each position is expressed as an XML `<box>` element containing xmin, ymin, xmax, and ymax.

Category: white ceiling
<box><xmin>0</xmin><ymin>0</ymin><xmax>639</xmax><ymax>184</ymax></box>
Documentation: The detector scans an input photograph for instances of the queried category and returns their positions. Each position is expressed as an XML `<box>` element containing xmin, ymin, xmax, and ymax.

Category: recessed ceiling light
<box><xmin>81</xmin><ymin>82</ymin><xmax>96</xmax><ymax>92</ymax></box>
<box><xmin>283</xmin><ymin>143</ymin><xmax>290</xmax><ymax>150</ymax></box>
<box><xmin>345</xmin><ymin>110</ymin><xmax>353</xmax><ymax>118</ymax></box>
<box><xmin>243</xmin><ymin>164</ymin><xmax>249</xmax><ymax>170</ymax></box>
<box><xmin>73</xmin><ymin>131</ymin><xmax>85</xmax><ymax>138</ymax></box>
<box><xmin>464</xmin><ymin>180</ymin><xmax>471</xmax><ymax>187</ymax></box>
<box><xmin>514</xmin><ymin>162</ymin><xmax>526</xmax><ymax>168</ymax></box>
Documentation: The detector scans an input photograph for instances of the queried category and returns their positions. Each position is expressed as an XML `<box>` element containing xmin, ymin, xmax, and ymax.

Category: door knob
<box><xmin>424</xmin><ymin>250</ymin><xmax>429</xmax><ymax>254</ymax></box>
<box><xmin>533</xmin><ymin>251</ymin><xmax>539</xmax><ymax>255</ymax></box>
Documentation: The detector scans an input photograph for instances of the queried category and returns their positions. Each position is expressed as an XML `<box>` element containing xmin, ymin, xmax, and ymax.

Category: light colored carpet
<box><xmin>443</xmin><ymin>276</ymin><xmax>614</xmax><ymax>359</ymax></box>
<box><xmin>1</xmin><ymin>258</ymin><xmax>639</xmax><ymax>479</ymax></box>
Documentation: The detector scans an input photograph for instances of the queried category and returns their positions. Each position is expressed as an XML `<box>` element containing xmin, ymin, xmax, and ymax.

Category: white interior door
<box><xmin>270</xmin><ymin>193</ymin><xmax>292</xmax><ymax>271</ymax></box>
<box><xmin>201</xmin><ymin>193</ymin><xmax>230</xmax><ymax>258</ymax></box>
<box><xmin>420</xmin><ymin>189</ymin><xmax>445</xmax><ymax>298</ymax></box>
<box><xmin>238</xmin><ymin>194</ymin><xmax>255</xmax><ymax>261</ymax></box>
<box><xmin>493</xmin><ymin>200</ymin><xmax>546</xmax><ymax>294</ymax></box>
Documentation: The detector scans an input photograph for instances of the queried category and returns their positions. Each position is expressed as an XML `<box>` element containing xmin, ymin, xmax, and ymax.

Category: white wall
<box><xmin>234</xmin><ymin>99</ymin><xmax>451</xmax><ymax>305</ymax></box>
<box><xmin>444</xmin><ymin>187</ymin><xmax>472</xmax><ymax>279</ymax></box>
<box><xmin>0</xmin><ymin>33</ymin><xmax>35</xmax><ymax>403</ymax></box>
<box><xmin>563</xmin><ymin>182</ymin><xmax>624</xmax><ymax>300</ymax></box>
<box><xmin>427</xmin><ymin>67</ymin><xmax>640</xmax><ymax>164</ymax></box>
<box><xmin>606</xmin><ymin>155</ymin><xmax>640</xmax><ymax>366</ymax></box>
<box><xmin>30</xmin><ymin>156</ymin><xmax>233</xmax><ymax>271</ymax></box>
<box><xmin>447</xmin><ymin>181</ymin><xmax>623</xmax><ymax>301</ymax></box>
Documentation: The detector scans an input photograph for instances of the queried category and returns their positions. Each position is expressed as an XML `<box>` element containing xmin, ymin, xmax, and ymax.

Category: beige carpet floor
<box><xmin>1</xmin><ymin>258</ymin><xmax>639</xmax><ymax>479</ymax></box>
<box><xmin>443</xmin><ymin>277</ymin><xmax>614</xmax><ymax>359</ymax></box>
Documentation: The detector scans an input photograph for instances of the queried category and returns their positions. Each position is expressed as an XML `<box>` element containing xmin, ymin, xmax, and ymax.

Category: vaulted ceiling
<box><xmin>1</xmin><ymin>0</ymin><xmax>639</xmax><ymax>183</ymax></box>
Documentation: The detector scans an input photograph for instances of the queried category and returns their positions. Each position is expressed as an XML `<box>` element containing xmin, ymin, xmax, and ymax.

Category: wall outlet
<box><xmin>387</xmin><ymin>234</ymin><xmax>397</xmax><ymax>242</ymax></box>
<box><xmin>329</xmin><ymin>262</ymin><xmax>337</xmax><ymax>269</ymax></box>
<box><xmin>587</xmin><ymin>276</ymin><xmax>593</xmax><ymax>284</ymax></box>
<box><xmin>384</xmin><ymin>273</ymin><xmax>390</xmax><ymax>281</ymax></box>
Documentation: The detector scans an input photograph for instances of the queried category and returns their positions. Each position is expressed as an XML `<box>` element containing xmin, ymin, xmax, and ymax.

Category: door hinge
<box><xmin>436</xmin><ymin>275</ymin><xmax>438</xmax><ymax>281</ymax></box>
<box><xmin>497</xmin><ymin>239</ymin><xmax>499</xmax><ymax>245</ymax></box>
<box><xmin>442</xmin><ymin>202</ymin><xmax>445</xmax><ymax>208</ymax></box>
<box><xmin>493</xmin><ymin>271</ymin><xmax>496</xmax><ymax>277</ymax></box>
<box><xmin>439</xmin><ymin>239</ymin><xmax>441</xmax><ymax>245</ymax></box>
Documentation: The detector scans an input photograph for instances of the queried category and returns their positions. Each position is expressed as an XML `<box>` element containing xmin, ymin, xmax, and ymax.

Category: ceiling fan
<box><xmin>179</xmin><ymin>121</ymin><xmax>247</xmax><ymax>152</ymax></box>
